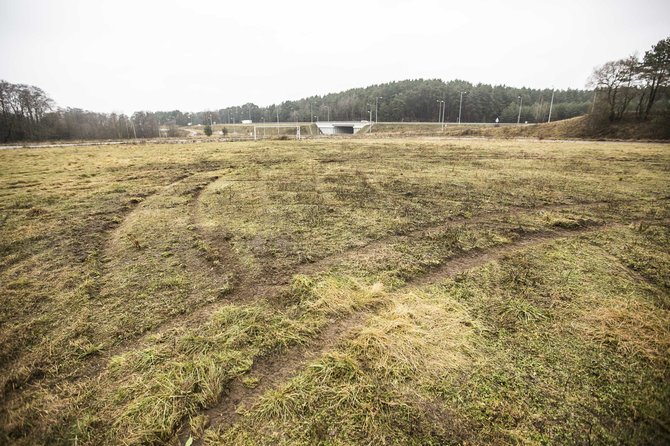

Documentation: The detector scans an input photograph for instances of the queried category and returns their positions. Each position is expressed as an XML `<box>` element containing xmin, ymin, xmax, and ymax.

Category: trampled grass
<box><xmin>0</xmin><ymin>137</ymin><xmax>668</xmax><ymax>445</ymax></box>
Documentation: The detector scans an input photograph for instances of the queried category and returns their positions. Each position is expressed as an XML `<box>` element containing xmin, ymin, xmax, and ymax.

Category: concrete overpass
<box><xmin>315</xmin><ymin>121</ymin><xmax>369</xmax><ymax>135</ymax></box>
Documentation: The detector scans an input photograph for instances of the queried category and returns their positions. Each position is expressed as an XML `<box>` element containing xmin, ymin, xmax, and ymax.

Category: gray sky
<box><xmin>1</xmin><ymin>0</ymin><xmax>668</xmax><ymax>114</ymax></box>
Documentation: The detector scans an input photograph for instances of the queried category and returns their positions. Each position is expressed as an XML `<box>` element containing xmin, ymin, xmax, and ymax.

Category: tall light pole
<box><xmin>516</xmin><ymin>95</ymin><xmax>523</xmax><ymax>124</ymax></box>
<box><xmin>375</xmin><ymin>96</ymin><xmax>383</xmax><ymax>123</ymax></box>
<box><xmin>458</xmin><ymin>91</ymin><xmax>467</xmax><ymax>124</ymax></box>
<box><xmin>442</xmin><ymin>100</ymin><xmax>446</xmax><ymax>130</ymax></box>
<box><xmin>310</xmin><ymin>103</ymin><xmax>313</xmax><ymax>123</ymax></box>
<box><xmin>325</xmin><ymin>105</ymin><xmax>330</xmax><ymax>122</ymax></box>
<box><xmin>367</xmin><ymin>104</ymin><xmax>373</xmax><ymax>133</ymax></box>
<box><xmin>547</xmin><ymin>89</ymin><xmax>555</xmax><ymax>123</ymax></box>
<box><xmin>437</xmin><ymin>100</ymin><xmax>445</xmax><ymax>130</ymax></box>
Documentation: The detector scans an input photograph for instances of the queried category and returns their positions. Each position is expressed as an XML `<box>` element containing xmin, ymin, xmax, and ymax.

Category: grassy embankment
<box><xmin>0</xmin><ymin>138</ymin><xmax>668</xmax><ymax>445</ymax></box>
<box><xmin>367</xmin><ymin>116</ymin><xmax>670</xmax><ymax>140</ymax></box>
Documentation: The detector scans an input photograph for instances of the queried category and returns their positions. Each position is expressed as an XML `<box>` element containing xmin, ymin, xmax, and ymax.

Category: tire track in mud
<box><xmin>178</xmin><ymin>220</ymin><xmax>623</xmax><ymax>443</ymax></box>
<box><xmin>65</xmin><ymin>181</ymin><xmax>655</xmax><ymax>397</ymax></box>
<box><xmin>107</xmin><ymin>166</ymin><xmax>662</xmax><ymax>349</ymax></box>
<box><xmin>0</xmin><ymin>170</ymin><xmax>209</xmax><ymax>397</ymax></box>
<box><xmin>90</xmin><ymin>169</ymin><xmax>228</xmax><ymax>345</ymax></box>
<box><xmin>2</xmin><ymin>170</ymin><xmax>230</xmax><ymax>394</ymax></box>
<box><xmin>22</xmin><ymin>168</ymin><xmax>647</xmax><ymax>437</ymax></box>
<box><xmin>147</xmin><ymin>197</ymin><xmax>631</xmax><ymax>343</ymax></box>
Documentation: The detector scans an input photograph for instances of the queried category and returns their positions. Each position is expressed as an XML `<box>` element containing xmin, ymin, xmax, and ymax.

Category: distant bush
<box><xmin>204</xmin><ymin>124</ymin><xmax>213</xmax><ymax>137</ymax></box>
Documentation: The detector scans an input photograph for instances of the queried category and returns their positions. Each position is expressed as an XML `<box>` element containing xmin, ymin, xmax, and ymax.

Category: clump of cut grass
<box><xmin>500</xmin><ymin>298</ymin><xmax>547</xmax><ymax>324</ymax></box>
<box><xmin>576</xmin><ymin>297</ymin><xmax>670</xmax><ymax>365</ymax></box>
<box><xmin>296</xmin><ymin>275</ymin><xmax>387</xmax><ymax>316</ymax></box>
<box><xmin>349</xmin><ymin>292</ymin><xmax>475</xmax><ymax>380</ymax></box>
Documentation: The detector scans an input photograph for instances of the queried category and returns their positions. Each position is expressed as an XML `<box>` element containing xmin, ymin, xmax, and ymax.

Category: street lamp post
<box><xmin>437</xmin><ymin>100</ymin><xmax>445</xmax><ymax>130</ymax></box>
<box><xmin>325</xmin><ymin>105</ymin><xmax>330</xmax><ymax>122</ymax></box>
<box><xmin>442</xmin><ymin>100</ymin><xmax>447</xmax><ymax>129</ymax></box>
<box><xmin>375</xmin><ymin>96</ymin><xmax>383</xmax><ymax>123</ymax></box>
<box><xmin>547</xmin><ymin>90</ymin><xmax>555</xmax><ymax>123</ymax></box>
<box><xmin>367</xmin><ymin>105</ymin><xmax>373</xmax><ymax>133</ymax></box>
<box><xmin>458</xmin><ymin>91</ymin><xmax>467</xmax><ymax>124</ymax></box>
<box><xmin>517</xmin><ymin>95</ymin><xmax>523</xmax><ymax>124</ymax></box>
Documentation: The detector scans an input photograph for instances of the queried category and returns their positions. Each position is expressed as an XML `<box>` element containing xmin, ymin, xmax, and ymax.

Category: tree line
<box><xmin>172</xmin><ymin>80</ymin><xmax>593</xmax><ymax>127</ymax></box>
<box><xmin>0</xmin><ymin>79</ymin><xmax>595</xmax><ymax>143</ymax></box>
<box><xmin>0</xmin><ymin>82</ymin><xmax>174</xmax><ymax>142</ymax></box>
<box><xmin>588</xmin><ymin>37</ymin><xmax>669</xmax><ymax>123</ymax></box>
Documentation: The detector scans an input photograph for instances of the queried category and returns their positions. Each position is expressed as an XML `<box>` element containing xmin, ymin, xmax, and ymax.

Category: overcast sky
<box><xmin>1</xmin><ymin>0</ymin><xmax>668</xmax><ymax>114</ymax></box>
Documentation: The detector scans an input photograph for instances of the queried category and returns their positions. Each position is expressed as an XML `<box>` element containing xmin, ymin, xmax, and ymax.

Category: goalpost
<box><xmin>253</xmin><ymin>125</ymin><xmax>302</xmax><ymax>140</ymax></box>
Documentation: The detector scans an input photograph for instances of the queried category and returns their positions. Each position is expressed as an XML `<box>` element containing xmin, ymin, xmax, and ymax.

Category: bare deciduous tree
<box><xmin>588</xmin><ymin>56</ymin><xmax>639</xmax><ymax>122</ymax></box>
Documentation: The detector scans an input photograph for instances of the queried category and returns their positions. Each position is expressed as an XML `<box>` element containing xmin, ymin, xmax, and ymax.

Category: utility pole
<box><xmin>276</xmin><ymin>107</ymin><xmax>279</xmax><ymax>124</ymax></box>
<box><xmin>458</xmin><ymin>91</ymin><xmax>467</xmax><ymax>124</ymax></box>
<box><xmin>442</xmin><ymin>99</ymin><xmax>446</xmax><ymax>129</ymax></box>
<box><xmin>517</xmin><ymin>95</ymin><xmax>523</xmax><ymax>124</ymax></box>
<box><xmin>368</xmin><ymin>105</ymin><xmax>372</xmax><ymax>133</ymax></box>
<box><xmin>325</xmin><ymin>105</ymin><xmax>330</xmax><ymax>122</ymax></box>
<box><xmin>438</xmin><ymin>100</ymin><xmax>446</xmax><ymax>130</ymax></box>
<box><xmin>375</xmin><ymin>96</ymin><xmax>382</xmax><ymax>123</ymax></box>
<box><xmin>547</xmin><ymin>90</ymin><xmax>555</xmax><ymax>123</ymax></box>
<box><xmin>310</xmin><ymin>103</ymin><xmax>313</xmax><ymax>123</ymax></box>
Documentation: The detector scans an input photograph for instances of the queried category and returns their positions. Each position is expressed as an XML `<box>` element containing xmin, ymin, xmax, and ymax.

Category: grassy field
<box><xmin>0</xmin><ymin>137</ymin><xmax>668</xmax><ymax>445</ymax></box>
